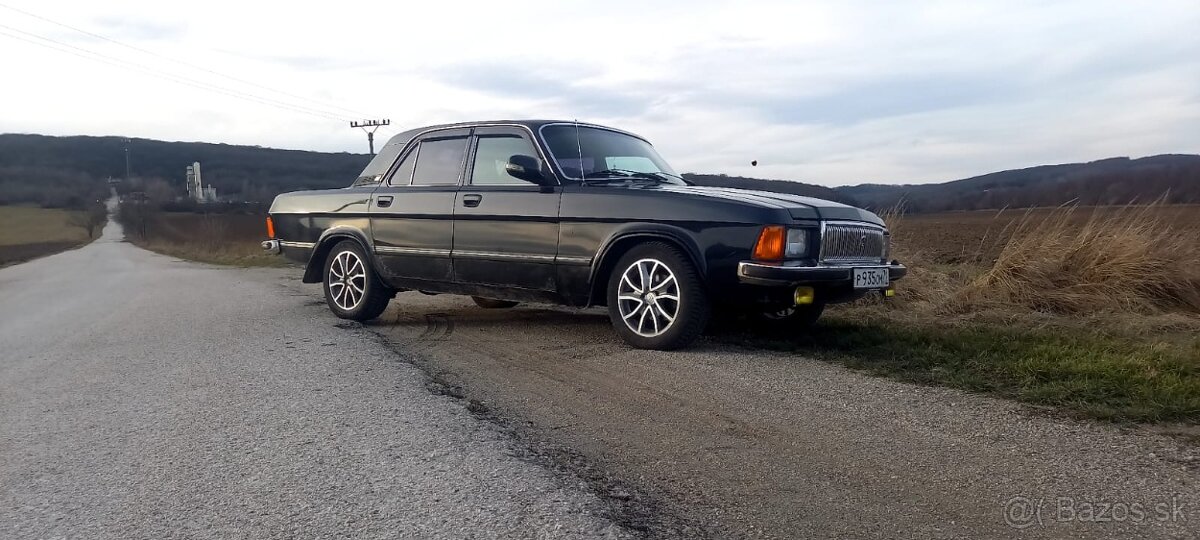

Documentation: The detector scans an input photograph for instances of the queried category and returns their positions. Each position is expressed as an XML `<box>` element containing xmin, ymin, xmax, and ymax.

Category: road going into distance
<box><xmin>0</xmin><ymin>207</ymin><xmax>626</xmax><ymax>539</ymax></box>
<box><xmin>2</xmin><ymin>205</ymin><xmax>1198</xmax><ymax>539</ymax></box>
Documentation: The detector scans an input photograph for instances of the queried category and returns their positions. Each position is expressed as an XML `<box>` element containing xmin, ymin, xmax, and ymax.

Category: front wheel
<box><xmin>606</xmin><ymin>242</ymin><xmax>710</xmax><ymax>350</ymax></box>
<box><xmin>323</xmin><ymin>240</ymin><xmax>391</xmax><ymax>321</ymax></box>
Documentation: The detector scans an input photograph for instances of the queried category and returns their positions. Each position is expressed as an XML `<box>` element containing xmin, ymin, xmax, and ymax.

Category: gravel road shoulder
<box><xmin>361</xmin><ymin>294</ymin><xmax>1200</xmax><ymax>539</ymax></box>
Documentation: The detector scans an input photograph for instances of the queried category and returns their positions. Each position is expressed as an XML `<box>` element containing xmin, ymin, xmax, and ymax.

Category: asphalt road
<box><xmin>0</xmin><ymin>209</ymin><xmax>628</xmax><ymax>539</ymax></box>
<box><xmin>2</xmin><ymin>207</ymin><xmax>1198</xmax><ymax>539</ymax></box>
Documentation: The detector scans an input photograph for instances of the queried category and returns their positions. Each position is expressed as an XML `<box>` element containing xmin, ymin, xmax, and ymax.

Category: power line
<box><xmin>0</xmin><ymin>25</ymin><xmax>345</xmax><ymax>121</ymax></box>
<box><xmin>0</xmin><ymin>23</ymin><xmax>351</xmax><ymax>121</ymax></box>
<box><xmin>0</xmin><ymin>2</ymin><xmax>374</xmax><ymax>120</ymax></box>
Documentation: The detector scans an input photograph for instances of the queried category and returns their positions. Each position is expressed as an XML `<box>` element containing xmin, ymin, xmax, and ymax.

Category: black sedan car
<box><xmin>263</xmin><ymin>120</ymin><xmax>905</xmax><ymax>350</ymax></box>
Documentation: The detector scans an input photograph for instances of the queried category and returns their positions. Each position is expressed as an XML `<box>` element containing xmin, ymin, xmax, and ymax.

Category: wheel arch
<box><xmin>302</xmin><ymin>227</ymin><xmax>374</xmax><ymax>283</ymax></box>
<box><xmin>587</xmin><ymin>226</ymin><xmax>706</xmax><ymax>307</ymax></box>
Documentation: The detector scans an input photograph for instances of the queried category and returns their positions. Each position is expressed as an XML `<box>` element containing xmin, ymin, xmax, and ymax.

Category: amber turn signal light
<box><xmin>752</xmin><ymin>225</ymin><xmax>786</xmax><ymax>261</ymax></box>
<box><xmin>265</xmin><ymin>216</ymin><xmax>275</xmax><ymax>239</ymax></box>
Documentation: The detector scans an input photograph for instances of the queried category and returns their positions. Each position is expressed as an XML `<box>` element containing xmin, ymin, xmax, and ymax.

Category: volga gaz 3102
<box><xmin>263</xmin><ymin>120</ymin><xmax>905</xmax><ymax>350</ymax></box>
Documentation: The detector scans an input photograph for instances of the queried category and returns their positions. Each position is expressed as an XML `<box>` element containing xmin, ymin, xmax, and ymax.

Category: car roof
<box><xmin>357</xmin><ymin>120</ymin><xmax>648</xmax><ymax>180</ymax></box>
<box><xmin>377</xmin><ymin>120</ymin><xmax>644</xmax><ymax>152</ymax></box>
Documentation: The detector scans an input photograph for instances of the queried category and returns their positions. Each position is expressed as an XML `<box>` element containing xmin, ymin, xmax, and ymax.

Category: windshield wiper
<box><xmin>583</xmin><ymin>169</ymin><xmax>680</xmax><ymax>184</ymax></box>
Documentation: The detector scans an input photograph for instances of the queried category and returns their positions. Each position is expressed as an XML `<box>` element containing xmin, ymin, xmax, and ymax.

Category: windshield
<box><xmin>540</xmin><ymin>124</ymin><xmax>683</xmax><ymax>184</ymax></box>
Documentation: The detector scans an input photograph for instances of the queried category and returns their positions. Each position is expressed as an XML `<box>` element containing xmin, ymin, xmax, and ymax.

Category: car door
<box><xmin>452</xmin><ymin>126</ymin><xmax>562</xmax><ymax>291</ymax></box>
<box><xmin>369</xmin><ymin>128</ymin><xmax>469</xmax><ymax>284</ymax></box>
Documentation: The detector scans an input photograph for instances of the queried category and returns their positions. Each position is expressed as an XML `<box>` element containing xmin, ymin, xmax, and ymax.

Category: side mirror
<box><xmin>505</xmin><ymin>154</ymin><xmax>550</xmax><ymax>184</ymax></box>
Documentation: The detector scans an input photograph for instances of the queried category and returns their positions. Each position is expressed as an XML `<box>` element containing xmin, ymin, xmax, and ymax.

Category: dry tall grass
<box><xmin>960</xmin><ymin>203</ymin><xmax>1200</xmax><ymax>314</ymax></box>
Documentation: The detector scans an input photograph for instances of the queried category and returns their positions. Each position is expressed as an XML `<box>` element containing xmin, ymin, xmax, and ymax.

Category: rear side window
<box><xmin>387</xmin><ymin>149</ymin><xmax>417</xmax><ymax>186</ymax></box>
<box><xmin>471</xmin><ymin>135</ymin><xmax>539</xmax><ymax>185</ymax></box>
<box><xmin>412</xmin><ymin>137</ymin><xmax>467</xmax><ymax>186</ymax></box>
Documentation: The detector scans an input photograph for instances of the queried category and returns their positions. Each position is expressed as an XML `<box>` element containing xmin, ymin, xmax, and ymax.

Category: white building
<box><xmin>185</xmin><ymin>162</ymin><xmax>217</xmax><ymax>202</ymax></box>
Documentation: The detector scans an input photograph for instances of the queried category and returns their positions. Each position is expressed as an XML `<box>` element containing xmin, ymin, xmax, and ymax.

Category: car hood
<box><xmin>648</xmin><ymin>185</ymin><xmax>884</xmax><ymax>226</ymax></box>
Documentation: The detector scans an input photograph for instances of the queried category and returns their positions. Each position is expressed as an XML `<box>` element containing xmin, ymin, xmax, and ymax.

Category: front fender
<box><xmin>586</xmin><ymin>223</ymin><xmax>708</xmax><ymax>305</ymax></box>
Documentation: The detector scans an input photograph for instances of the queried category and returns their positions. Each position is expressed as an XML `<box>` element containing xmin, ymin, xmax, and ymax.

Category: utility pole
<box><xmin>350</xmin><ymin>119</ymin><xmax>389</xmax><ymax>155</ymax></box>
<box><xmin>124</xmin><ymin>138</ymin><xmax>132</xmax><ymax>180</ymax></box>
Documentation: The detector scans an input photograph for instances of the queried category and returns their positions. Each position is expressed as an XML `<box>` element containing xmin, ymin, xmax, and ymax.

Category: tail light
<box><xmin>265</xmin><ymin>216</ymin><xmax>276</xmax><ymax>239</ymax></box>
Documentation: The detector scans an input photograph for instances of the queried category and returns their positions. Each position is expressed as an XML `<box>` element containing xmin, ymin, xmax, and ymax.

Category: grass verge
<box><xmin>755</xmin><ymin>202</ymin><xmax>1200</xmax><ymax>424</ymax></box>
<box><xmin>714</xmin><ymin>314</ymin><xmax>1200</xmax><ymax>423</ymax></box>
<box><xmin>131</xmin><ymin>238</ymin><xmax>287</xmax><ymax>267</ymax></box>
<box><xmin>0</xmin><ymin>205</ymin><xmax>102</xmax><ymax>266</ymax></box>
<box><xmin>120</xmin><ymin>209</ymin><xmax>286</xmax><ymax>267</ymax></box>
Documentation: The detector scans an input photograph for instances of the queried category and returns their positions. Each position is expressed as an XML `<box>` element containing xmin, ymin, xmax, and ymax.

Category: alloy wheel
<box><xmin>616</xmin><ymin>258</ymin><xmax>680</xmax><ymax>337</ymax></box>
<box><xmin>328</xmin><ymin>250</ymin><xmax>366</xmax><ymax>311</ymax></box>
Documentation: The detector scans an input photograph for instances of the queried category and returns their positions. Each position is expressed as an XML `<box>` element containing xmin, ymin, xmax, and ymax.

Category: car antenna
<box><xmin>574</xmin><ymin>119</ymin><xmax>584</xmax><ymax>181</ymax></box>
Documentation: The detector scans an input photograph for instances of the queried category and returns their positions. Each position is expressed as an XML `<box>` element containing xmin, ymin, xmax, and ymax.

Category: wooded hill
<box><xmin>0</xmin><ymin>134</ymin><xmax>369</xmax><ymax>208</ymax></box>
<box><xmin>682</xmin><ymin>173</ymin><xmax>855</xmax><ymax>204</ymax></box>
<box><xmin>1</xmin><ymin>133</ymin><xmax>1196</xmax><ymax>213</ymax></box>
<box><xmin>836</xmin><ymin>155</ymin><xmax>1200</xmax><ymax>212</ymax></box>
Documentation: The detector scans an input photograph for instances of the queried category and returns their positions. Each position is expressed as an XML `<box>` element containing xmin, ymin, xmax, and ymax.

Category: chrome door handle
<box><xmin>462</xmin><ymin>194</ymin><xmax>482</xmax><ymax>208</ymax></box>
<box><xmin>375</xmin><ymin>196</ymin><xmax>393</xmax><ymax>208</ymax></box>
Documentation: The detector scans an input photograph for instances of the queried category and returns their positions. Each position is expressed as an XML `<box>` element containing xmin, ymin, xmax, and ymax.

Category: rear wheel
<box><xmin>606</xmin><ymin>242</ymin><xmax>709</xmax><ymax>350</ymax></box>
<box><xmin>472</xmin><ymin>296</ymin><xmax>519</xmax><ymax>309</ymax></box>
<box><xmin>323</xmin><ymin>240</ymin><xmax>390</xmax><ymax>321</ymax></box>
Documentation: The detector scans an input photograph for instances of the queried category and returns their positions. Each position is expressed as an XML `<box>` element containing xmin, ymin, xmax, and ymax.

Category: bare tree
<box><xmin>68</xmin><ymin>202</ymin><xmax>108</xmax><ymax>238</ymax></box>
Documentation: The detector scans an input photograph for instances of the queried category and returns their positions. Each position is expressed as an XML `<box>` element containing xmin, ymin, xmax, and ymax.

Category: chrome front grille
<box><xmin>820</xmin><ymin>223</ymin><xmax>887</xmax><ymax>263</ymax></box>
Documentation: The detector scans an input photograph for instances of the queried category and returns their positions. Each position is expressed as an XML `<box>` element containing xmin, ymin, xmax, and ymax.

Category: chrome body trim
<box><xmin>453</xmin><ymin>250</ymin><xmax>556</xmax><ymax>263</ymax></box>
<box><xmin>261</xmin><ymin>239</ymin><xmax>281</xmax><ymax>254</ymax></box>
<box><xmin>736</xmin><ymin>261</ymin><xmax>907</xmax><ymax>287</ymax></box>
<box><xmin>818</xmin><ymin>220</ymin><xmax>888</xmax><ymax>264</ymax></box>
<box><xmin>278</xmin><ymin>240</ymin><xmax>315</xmax><ymax>249</ymax></box>
<box><xmin>738</xmin><ymin>262</ymin><xmax>892</xmax><ymax>275</ymax></box>
<box><xmin>374</xmin><ymin>246</ymin><xmax>589</xmax><ymax>265</ymax></box>
<box><xmin>556</xmin><ymin>255</ymin><xmax>592</xmax><ymax>266</ymax></box>
<box><xmin>374</xmin><ymin>246</ymin><xmax>451</xmax><ymax>257</ymax></box>
<box><xmin>385</xmin><ymin>123</ymin><xmax>559</xmax><ymax>187</ymax></box>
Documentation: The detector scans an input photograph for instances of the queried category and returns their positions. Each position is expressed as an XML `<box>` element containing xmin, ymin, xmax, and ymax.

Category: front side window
<box><xmin>411</xmin><ymin>137</ymin><xmax>467</xmax><ymax>186</ymax></box>
<box><xmin>540</xmin><ymin>124</ymin><xmax>682</xmax><ymax>184</ymax></box>
<box><xmin>471</xmin><ymin>135</ymin><xmax>539</xmax><ymax>185</ymax></box>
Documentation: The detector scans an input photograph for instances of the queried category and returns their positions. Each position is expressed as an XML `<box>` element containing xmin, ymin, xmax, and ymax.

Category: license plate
<box><xmin>853</xmin><ymin>268</ymin><xmax>889</xmax><ymax>289</ymax></box>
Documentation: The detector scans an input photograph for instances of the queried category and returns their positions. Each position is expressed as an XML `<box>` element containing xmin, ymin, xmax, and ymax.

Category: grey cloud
<box><xmin>429</xmin><ymin>61</ymin><xmax>676</xmax><ymax>118</ymax></box>
<box><xmin>746</xmin><ymin>73</ymin><xmax>1021</xmax><ymax>125</ymax></box>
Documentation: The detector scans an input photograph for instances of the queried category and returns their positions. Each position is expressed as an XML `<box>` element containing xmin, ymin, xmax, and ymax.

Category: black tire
<box><xmin>322</xmin><ymin>240</ymin><xmax>391</xmax><ymax>321</ymax></box>
<box><xmin>472</xmin><ymin>296</ymin><xmax>519</xmax><ymax>309</ymax></box>
<box><xmin>753</xmin><ymin>303</ymin><xmax>825</xmax><ymax>332</ymax></box>
<box><xmin>606</xmin><ymin>242</ymin><xmax>710</xmax><ymax>350</ymax></box>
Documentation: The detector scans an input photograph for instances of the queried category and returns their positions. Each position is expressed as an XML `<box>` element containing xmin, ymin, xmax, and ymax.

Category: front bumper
<box><xmin>737</xmin><ymin>260</ymin><xmax>908</xmax><ymax>287</ymax></box>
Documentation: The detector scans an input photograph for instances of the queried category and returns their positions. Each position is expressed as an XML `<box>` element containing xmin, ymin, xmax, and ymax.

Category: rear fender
<box><xmin>302</xmin><ymin>227</ymin><xmax>375</xmax><ymax>283</ymax></box>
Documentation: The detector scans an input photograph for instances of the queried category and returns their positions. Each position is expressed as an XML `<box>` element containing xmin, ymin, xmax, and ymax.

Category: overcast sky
<box><xmin>1</xmin><ymin>0</ymin><xmax>1197</xmax><ymax>185</ymax></box>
